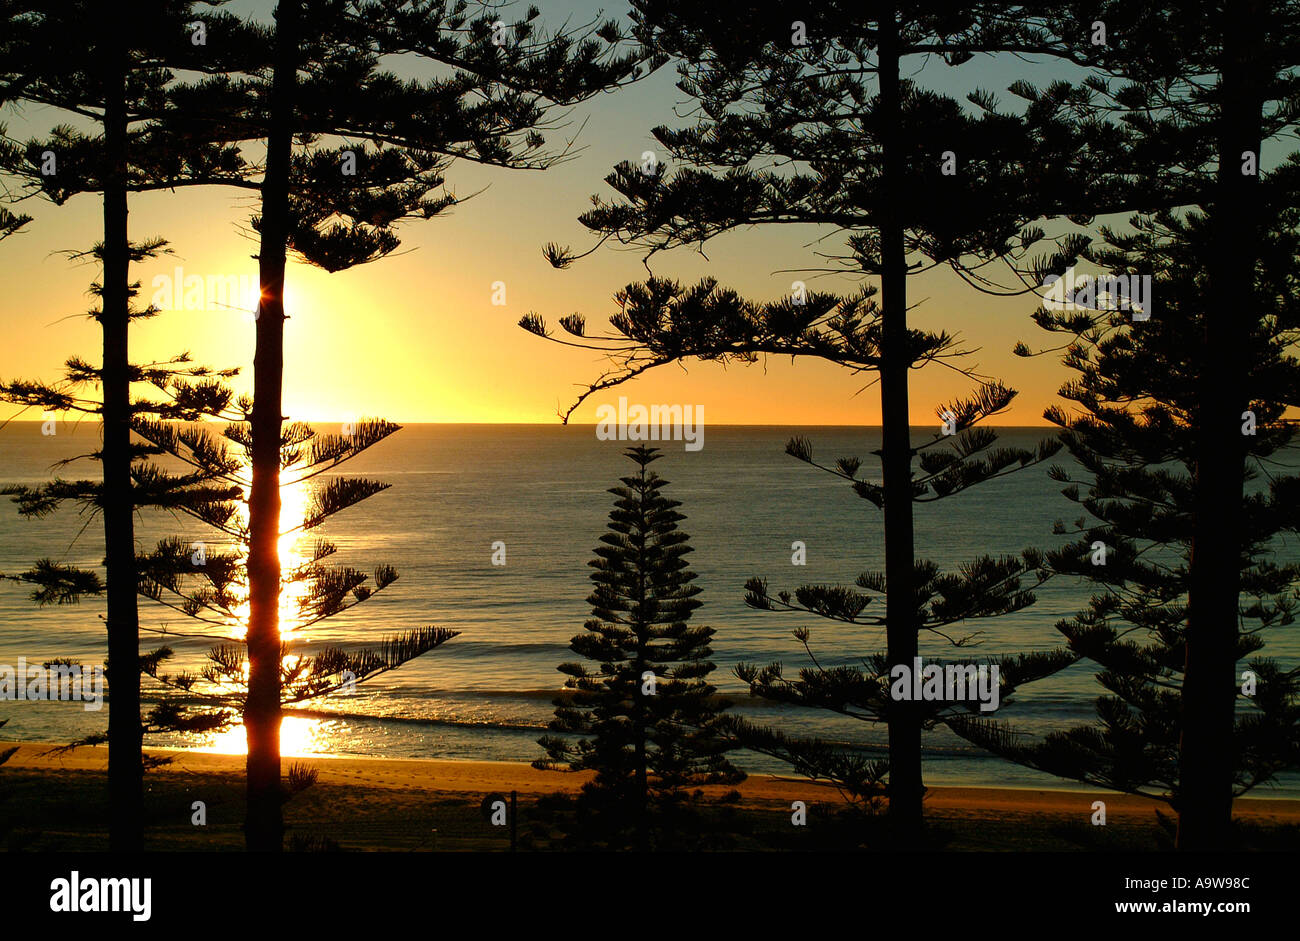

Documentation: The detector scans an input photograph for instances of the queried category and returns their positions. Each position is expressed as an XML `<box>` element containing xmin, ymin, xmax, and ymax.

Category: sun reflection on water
<box><xmin>226</xmin><ymin>468</ymin><xmax>313</xmax><ymax>642</ymax></box>
<box><xmin>195</xmin><ymin>454</ymin><xmax>334</xmax><ymax>755</ymax></box>
<box><xmin>197</xmin><ymin>715</ymin><xmax>328</xmax><ymax>758</ymax></box>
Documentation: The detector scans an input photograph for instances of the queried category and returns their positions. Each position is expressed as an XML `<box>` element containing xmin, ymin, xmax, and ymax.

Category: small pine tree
<box><xmin>535</xmin><ymin>446</ymin><xmax>742</xmax><ymax>850</ymax></box>
<box><xmin>520</xmin><ymin>0</ymin><xmax>1105</xmax><ymax>834</ymax></box>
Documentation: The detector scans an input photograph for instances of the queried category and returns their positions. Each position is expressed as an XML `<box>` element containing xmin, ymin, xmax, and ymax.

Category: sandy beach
<box><xmin>7</xmin><ymin>740</ymin><xmax>1300</xmax><ymax>815</ymax></box>
<box><xmin>4</xmin><ymin>740</ymin><xmax>1299</xmax><ymax>852</ymax></box>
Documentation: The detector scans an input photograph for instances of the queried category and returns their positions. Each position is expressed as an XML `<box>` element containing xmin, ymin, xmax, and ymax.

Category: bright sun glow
<box><xmin>226</xmin><ymin>466</ymin><xmax>313</xmax><ymax>642</ymax></box>
<box><xmin>198</xmin><ymin>716</ymin><xmax>326</xmax><ymax>758</ymax></box>
<box><xmin>198</xmin><ymin>456</ymin><xmax>319</xmax><ymax>755</ymax></box>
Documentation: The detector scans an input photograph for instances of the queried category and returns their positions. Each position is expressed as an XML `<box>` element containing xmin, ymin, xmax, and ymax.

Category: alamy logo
<box><xmin>595</xmin><ymin>396</ymin><xmax>704</xmax><ymax>451</ymax></box>
<box><xmin>0</xmin><ymin>658</ymin><xmax>104</xmax><ymax>711</ymax></box>
<box><xmin>49</xmin><ymin>871</ymin><xmax>151</xmax><ymax>921</ymax></box>
<box><xmin>1042</xmin><ymin>267</ymin><xmax>1152</xmax><ymax>320</ymax></box>
<box><xmin>151</xmin><ymin>266</ymin><xmax>260</xmax><ymax>315</ymax></box>
<box><xmin>890</xmin><ymin>656</ymin><xmax>1001</xmax><ymax>712</ymax></box>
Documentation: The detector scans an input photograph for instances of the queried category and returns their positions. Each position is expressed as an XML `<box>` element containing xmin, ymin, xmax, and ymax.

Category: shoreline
<box><xmin>5</xmin><ymin>741</ymin><xmax>1300</xmax><ymax>821</ymax></box>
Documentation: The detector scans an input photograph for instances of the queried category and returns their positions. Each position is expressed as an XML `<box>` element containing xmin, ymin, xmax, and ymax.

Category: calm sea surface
<box><xmin>1</xmin><ymin>422</ymin><xmax>1296</xmax><ymax>795</ymax></box>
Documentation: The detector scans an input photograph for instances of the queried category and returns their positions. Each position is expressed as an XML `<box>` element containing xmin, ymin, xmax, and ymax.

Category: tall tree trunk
<box><xmin>633</xmin><ymin>659</ymin><xmax>648</xmax><ymax>851</ymax></box>
<box><xmin>1178</xmin><ymin>0</ymin><xmax>1262</xmax><ymax>851</ymax></box>
<box><xmin>633</xmin><ymin>484</ymin><xmax>650</xmax><ymax>852</ymax></box>
<box><xmin>100</xmin><ymin>17</ymin><xmax>143</xmax><ymax>854</ymax></box>
<box><xmin>245</xmin><ymin>0</ymin><xmax>300</xmax><ymax>852</ymax></box>
<box><xmin>876</xmin><ymin>5</ymin><xmax>923</xmax><ymax>832</ymax></box>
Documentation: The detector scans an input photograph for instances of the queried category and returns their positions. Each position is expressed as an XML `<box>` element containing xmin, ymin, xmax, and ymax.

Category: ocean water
<box><xmin>1</xmin><ymin>421</ymin><xmax>1296</xmax><ymax>796</ymax></box>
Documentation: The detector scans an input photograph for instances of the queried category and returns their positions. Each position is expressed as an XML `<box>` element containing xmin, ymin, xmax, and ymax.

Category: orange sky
<box><xmin>0</xmin><ymin>156</ymin><xmax>1070</xmax><ymax>427</ymax></box>
<box><xmin>0</xmin><ymin>19</ymin><xmax>1079</xmax><ymax>428</ymax></box>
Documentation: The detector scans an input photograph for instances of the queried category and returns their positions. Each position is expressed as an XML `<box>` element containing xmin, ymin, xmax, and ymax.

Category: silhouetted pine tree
<box><xmin>535</xmin><ymin>446</ymin><xmax>742</xmax><ymax>850</ymax></box>
<box><xmin>943</xmin><ymin>0</ymin><xmax>1300</xmax><ymax>849</ymax></box>
<box><xmin>186</xmin><ymin>0</ymin><xmax>647</xmax><ymax>851</ymax></box>
<box><xmin>0</xmin><ymin>351</ymin><xmax>247</xmax><ymax>757</ymax></box>
<box><xmin>0</xmin><ymin>0</ymin><xmax>260</xmax><ymax>850</ymax></box>
<box><xmin>129</xmin><ymin>413</ymin><xmax>459</xmax><ymax>718</ymax></box>
<box><xmin>0</xmin><ymin>379</ymin><xmax>456</xmax><ymax>799</ymax></box>
<box><xmin>523</xmin><ymin>1</ymin><xmax>1092</xmax><ymax>834</ymax></box>
<box><xmin>951</xmin><ymin>201</ymin><xmax>1300</xmax><ymax>837</ymax></box>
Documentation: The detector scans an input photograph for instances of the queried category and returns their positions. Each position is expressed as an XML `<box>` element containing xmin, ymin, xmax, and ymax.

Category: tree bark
<box><xmin>101</xmin><ymin>12</ymin><xmax>143</xmax><ymax>854</ymax></box>
<box><xmin>633</xmin><ymin>472</ymin><xmax>650</xmax><ymax>851</ymax></box>
<box><xmin>245</xmin><ymin>0</ymin><xmax>300</xmax><ymax>852</ymax></box>
<box><xmin>1178</xmin><ymin>0</ymin><xmax>1263</xmax><ymax>851</ymax></box>
<box><xmin>876</xmin><ymin>4</ymin><xmax>923</xmax><ymax>833</ymax></box>
<box><xmin>633</xmin><ymin>669</ymin><xmax>648</xmax><ymax>851</ymax></box>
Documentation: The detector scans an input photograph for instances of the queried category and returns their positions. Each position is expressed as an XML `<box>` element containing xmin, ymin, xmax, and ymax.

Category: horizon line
<box><xmin>1</xmin><ymin>419</ymin><xmax>1059</xmax><ymax>429</ymax></box>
